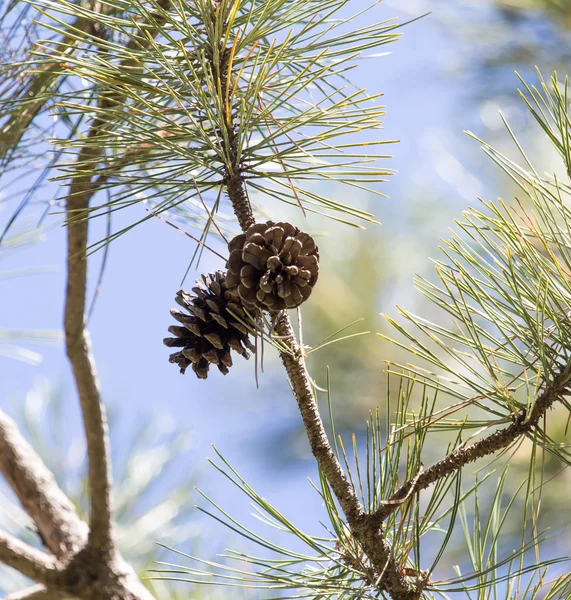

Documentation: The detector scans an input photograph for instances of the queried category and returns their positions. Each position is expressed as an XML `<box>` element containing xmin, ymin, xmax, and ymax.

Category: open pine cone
<box><xmin>226</xmin><ymin>221</ymin><xmax>319</xmax><ymax>311</ymax></box>
<box><xmin>163</xmin><ymin>271</ymin><xmax>256</xmax><ymax>379</ymax></box>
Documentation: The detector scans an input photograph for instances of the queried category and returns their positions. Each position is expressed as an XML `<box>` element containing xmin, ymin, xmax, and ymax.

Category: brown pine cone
<box><xmin>163</xmin><ymin>271</ymin><xmax>256</xmax><ymax>379</ymax></box>
<box><xmin>226</xmin><ymin>221</ymin><xmax>319</xmax><ymax>311</ymax></box>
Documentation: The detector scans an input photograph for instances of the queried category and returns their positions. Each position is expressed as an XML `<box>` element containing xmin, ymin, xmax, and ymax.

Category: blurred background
<box><xmin>1</xmin><ymin>0</ymin><xmax>571</xmax><ymax>596</ymax></box>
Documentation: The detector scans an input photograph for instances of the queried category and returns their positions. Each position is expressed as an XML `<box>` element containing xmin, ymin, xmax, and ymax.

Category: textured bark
<box><xmin>274</xmin><ymin>317</ymin><xmax>364</xmax><ymax>523</ymax></box>
<box><xmin>0</xmin><ymin>531</ymin><xmax>58</xmax><ymax>583</ymax></box>
<box><xmin>226</xmin><ymin>172</ymin><xmax>255</xmax><ymax>231</ymax></box>
<box><xmin>0</xmin><ymin>409</ymin><xmax>153</xmax><ymax>599</ymax></box>
<box><xmin>57</xmin><ymin>114</ymin><xmax>155</xmax><ymax>600</ymax></box>
<box><xmin>274</xmin><ymin>316</ymin><xmax>414</xmax><ymax>598</ymax></box>
<box><xmin>372</xmin><ymin>364</ymin><xmax>571</xmax><ymax>523</ymax></box>
<box><xmin>52</xmin><ymin>549</ymin><xmax>154</xmax><ymax>600</ymax></box>
<box><xmin>64</xmin><ymin>131</ymin><xmax>114</xmax><ymax>557</ymax></box>
<box><xmin>0</xmin><ymin>410</ymin><xmax>88</xmax><ymax>557</ymax></box>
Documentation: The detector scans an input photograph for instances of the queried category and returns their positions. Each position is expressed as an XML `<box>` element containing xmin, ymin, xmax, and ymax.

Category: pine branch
<box><xmin>206</xmin><ymin>2</ymin><xmax>414</xmax><ymax>595</ymax></box>
<box><xmin>0</xmin><ymin>531</ymin><xmax>58</xmax><ymax>583</ymax></box>
<box><xmin>0</xmin><ymin>3</ymin><xmax>107</xmax><ymax>165</ymax></box>
<box><xmin>274</xmin><ymin>315</ymin><xmax>414</xmax><ymax>598</ymax></box>
<box><xmin>372</xmin><ymin>362</ymin><xmax>571</xmax><ymax>523</ymax></box>
<box><xmin>63</xmin><ymin>0</ymin><xmax>171</xmax><ymax>556</ymax></box>
<box><xmin>0</xmin><ymin>409</ymin><xmax>88</xmax><ymax>557</ymax></box>
<box><xmin>221</xmin><ymin>101</ymin><xmax>414</xmax><ymax>599</ymax></box>
<box><xmin>64</xmin><ymin>119</ymin><xmax>114</xmax><ymax>556</ymax></box>
<box><xmin>274</xmin><ymin>316</ymin><xmax>363</xmax><ymax>524</ymax></box>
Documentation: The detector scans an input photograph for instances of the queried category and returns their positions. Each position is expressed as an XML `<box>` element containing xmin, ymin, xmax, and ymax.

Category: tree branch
<box><xmin>63</xmin><ymin>0</ymin><xmax>172</xmax><ymax>555</ymax></box>
<box><xmin>64</xmin><ymin>137</ymin><xmax>114</xmax><ymax>555</ymax></box>
<box><xmin>371</xmin><ymin>363</ymin><xmax>571</xmax><ymax>523</ymax></box>
<box><xmin>213</xmin><ymin>10</ymin><xmax>415</xmax><ymax>586</ymax></box>
<box><xmin>0</xmin><ymin>409</ymin><xmax>88</xmax><ymax>557</ymax></box>
<box><xmin>3</xmin><ymin>586</ymin><xmax>76</xmax><ymax>600</ymax></box>
<box><xmin>0</xmin><ymin>531</ymin><xmax>58</xmax><ymax>583</ymax></box>
<box><xmin>274</xmin><ymin>317</ymin><xmax>364</xmax><ymax>523</ymax></box>
<box><xmin>273</xmin><ymin>316</ymin><xmax>414</xmax><ymax>598</ymax></box>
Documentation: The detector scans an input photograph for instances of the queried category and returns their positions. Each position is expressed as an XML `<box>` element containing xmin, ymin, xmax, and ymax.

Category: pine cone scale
<box><xmin>164</xmin><ymin>271</ymin><xmax>256</xmax><ymax>379</ymax></box>
<box><xmin>226</xmin><ymin>221</ymin><xmax>319</xmax><ymax>311</ymax></box>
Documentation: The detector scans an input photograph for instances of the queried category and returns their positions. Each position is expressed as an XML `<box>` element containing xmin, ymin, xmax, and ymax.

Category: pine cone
<box><xmin>163</xmin><ymin>271</ymin><xmax>256</xmax><ymax>379</ymax></box>
<box><xmin>226</xmin><ymin>221</ymin><xmax>319</xmax><ymax>311</ymax></box>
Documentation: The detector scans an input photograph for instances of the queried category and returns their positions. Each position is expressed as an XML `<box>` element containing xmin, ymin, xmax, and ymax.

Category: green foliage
<box><xmin>1</xmin><ymin>0</ymin><xmax>401</xmax><ymax>254</ymax></box>
<box><xmin>152</xmin><ymin>388</ymin><xmax>570</xmax><ymax>598</ymax></box>
<box><xmin>381</xmin><ymin>72</ymin><xmax>571</xmax><ymax>465</ymax></box>
<box><xmin>3</xmin><ymin>0</ymin><xmax>571</xmax><ymax>598</ymax></box>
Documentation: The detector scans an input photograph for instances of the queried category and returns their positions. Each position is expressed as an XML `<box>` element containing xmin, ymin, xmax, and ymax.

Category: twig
<box><xmin>273</xmin><ymin>316</ymin><xmax>414</xmax><ymax>598</ymax></box>
<box><xmin>371</xmin><ymin>364</ymin><xmax>571</xmax><ymax>523</ymax></box>
<box><xmin>0</xmin><ymin>409</ymin><xmax>87</xmax><ymax>557</ymax></box>
<box><xmin>0</xmin><ymin>531</ymin><xmax>58</xmax><ymax>583</ymax></box>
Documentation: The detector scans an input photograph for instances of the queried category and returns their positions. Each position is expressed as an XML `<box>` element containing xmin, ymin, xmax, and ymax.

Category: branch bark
<box><xmin>273</xmin><ymin>316</ymin><xmax>414</xmax><ymax>598</ymax></box>
<box><xmin>0</xmin><ymin>409</ymin><xmax>88</xmax><ymax>557</ymax></box>
<box><xmin>371</xmin><ymin>364</ymin><xmax>571</xmax><ymax>524</ymax></box>
<box><xmin>0</xmin><ymin>531</ymin><xmax>58</xmax><ymax>583</ymax></box>
<box><xmin>64</xmin><ymin>130</ymin><xmax>114</xmax><ymax>556</ymax></box>
<box><xmin>63</xmin><ymin>0</ymin><xmax>172</xmax><ymax>555</ymax></box>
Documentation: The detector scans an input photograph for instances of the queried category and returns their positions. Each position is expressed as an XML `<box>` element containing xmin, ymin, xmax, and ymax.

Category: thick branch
<box><xmin>0</xmin><ymin>409</ymin><xmax>87</xmax><ymax>557</ymax></box>
<box><xmin>3</xmin><ymin>586</ymin><xmax>76</xmax><ymax>600</ymax></box>
<box><xmin>0</xmin><ymin>531</ymin><xmax>58</xmax><ymax>583</ymax></box>
<box><xmin>372</xmin><ymin>364</ymin><xmax>571</xmax><ymax>523</ymax></box>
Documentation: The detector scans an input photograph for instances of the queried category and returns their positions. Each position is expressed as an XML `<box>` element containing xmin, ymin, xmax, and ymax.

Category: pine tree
<box><xmin>0</xmin><ymin>1</ymin><xmax>570</xmax><ymax>599</ymax></box>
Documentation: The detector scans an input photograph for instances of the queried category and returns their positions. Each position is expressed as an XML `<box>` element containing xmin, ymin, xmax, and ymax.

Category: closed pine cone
<box><xmin>164</xmin><ymin>271</ymin><xmax>256</xmax><ymax>379</ymax></box>
<box><xmin>226</xmin><ymin>221</ymin><xmax>319</xmax><ymax>311</ymax></box>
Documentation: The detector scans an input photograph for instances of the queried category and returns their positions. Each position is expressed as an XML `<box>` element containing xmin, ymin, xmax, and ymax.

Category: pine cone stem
<box><xmin>227</xmin><ymin>172</ymin><xmax>255</xmax><ymax>231</ymax></box>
